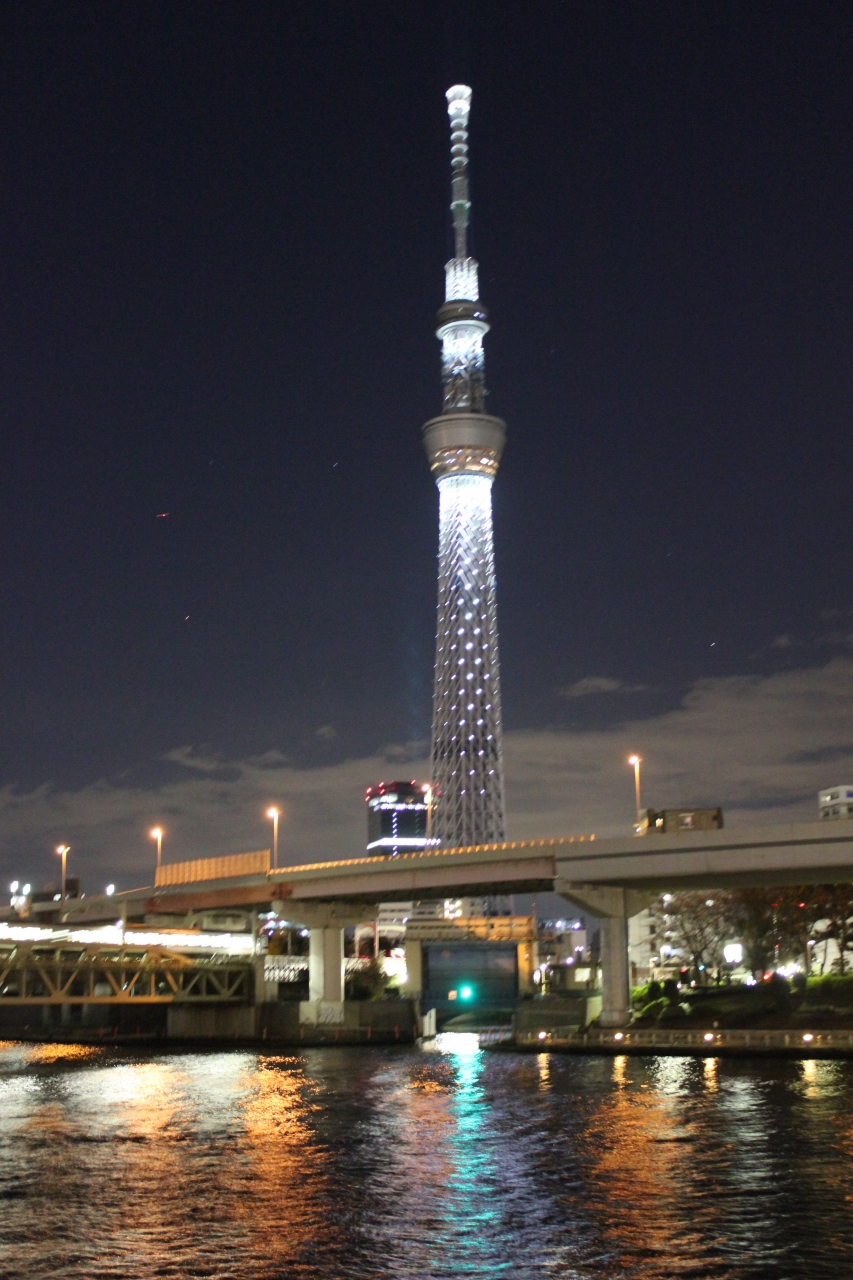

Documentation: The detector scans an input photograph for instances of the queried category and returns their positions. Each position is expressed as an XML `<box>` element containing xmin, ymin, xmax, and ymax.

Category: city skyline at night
<box><xmin>2</xmin><ymin>5</ymin><xmax>853</xmax><ymax>888</ymax></box>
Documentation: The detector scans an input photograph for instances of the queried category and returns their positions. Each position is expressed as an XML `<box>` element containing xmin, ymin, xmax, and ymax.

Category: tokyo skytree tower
<box><xmin>423</xmin><ymin>85</ymin><xmax>507</xmax><ymax>847</ymax></box>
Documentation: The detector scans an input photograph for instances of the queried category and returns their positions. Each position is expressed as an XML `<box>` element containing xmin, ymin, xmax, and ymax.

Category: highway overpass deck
<box><xmin>12</xmin><ymin>819</ymin><xmax>853</xmax><ymax>1034</ymax></box>
<box><xmin>131</xmin><ymin>821</ymin><xmax>853</xmax><ymax>917</ymax></box>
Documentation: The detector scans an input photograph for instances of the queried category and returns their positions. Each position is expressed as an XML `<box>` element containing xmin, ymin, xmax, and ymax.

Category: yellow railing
<box><xmin>267</xmin><ymin>834</ymin><xmax>596</xmax><ymax>879</ymax></box>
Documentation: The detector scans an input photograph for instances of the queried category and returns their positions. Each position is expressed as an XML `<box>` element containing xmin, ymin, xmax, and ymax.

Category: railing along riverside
<box><xmin>506</xmin><ymin>1026</ymin><xmax>853</xmax><ymax>1053</ymax></box>
<box><xmin>263</xmin><ymin>956</ymin><xmax>376</xmax><ymax>984</ymax></box>
<box><xmin>478</xmin><ymin>1026</ymin><xmax>514</xmax><ymax>1046</ymax></box>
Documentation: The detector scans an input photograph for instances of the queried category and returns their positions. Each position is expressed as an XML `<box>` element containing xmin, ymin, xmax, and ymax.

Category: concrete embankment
<box><xmin>0</xmin><ymin>999</ymin><xmax>418</xmax><ymax>1047</ymax></box>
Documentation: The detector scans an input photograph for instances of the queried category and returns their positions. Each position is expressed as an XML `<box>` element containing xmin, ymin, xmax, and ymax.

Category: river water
<box><xmin>0</xmin><ymin>1035</ymin><xmax>851</xmax><ymax>1279</ymax></box>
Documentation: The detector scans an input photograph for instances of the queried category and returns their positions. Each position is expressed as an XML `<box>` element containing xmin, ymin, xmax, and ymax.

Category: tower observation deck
<box><xmin>423</xmin><ymin>85</ymin><xmax>506</xmax><ymax>847</ymax></box>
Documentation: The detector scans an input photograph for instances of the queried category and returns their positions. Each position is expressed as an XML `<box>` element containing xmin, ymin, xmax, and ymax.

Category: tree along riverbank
<box><xmin>631</xmin><ymin>973</ymin><xmax>853</xmax><ymax>1031</ymax></box>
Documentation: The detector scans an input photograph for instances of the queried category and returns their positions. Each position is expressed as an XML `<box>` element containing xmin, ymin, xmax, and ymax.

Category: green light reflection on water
<box><xmin>427</xmin><ymin>1032</ymin><xmax>508</xmax><ymax>1274</ymax></box>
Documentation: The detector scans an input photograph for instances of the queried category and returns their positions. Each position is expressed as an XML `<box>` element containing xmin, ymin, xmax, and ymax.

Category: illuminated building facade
<box><xmin>819</xmin><ymin>785</ymin><xmax>853</xmax><ymax>820</ymax></box>
<box><xmin>365</xmin><ymin>781</ymin><xmax>430</xmax><ymax>856</ymax></box>
<box><xmin>423</xmin><ymin>85</ymin><xmax>506</xmax><ymax>847</ymax></box>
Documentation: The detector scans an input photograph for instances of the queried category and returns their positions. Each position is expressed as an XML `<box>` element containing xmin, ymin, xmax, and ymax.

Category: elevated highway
<box><xmin>553</xmin><ymin>821</ymin><xmax>853</xmax><ymax>892</ymax></box>
<box><xmin>135</xmin><ymin>821</ymin><xmax>853</xmax><ymax>910</ymax></box>
<box><xmin>52</xmin><ymin>820</ymin><xmax>853</xmax><ymax>1029</ymax></box>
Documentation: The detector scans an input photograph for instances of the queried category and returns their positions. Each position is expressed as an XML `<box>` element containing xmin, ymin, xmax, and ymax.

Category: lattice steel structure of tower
<box><xmin>423</xmin><ymin>85</ymin><xmax>507</xmax><ymax>847</ymax></box>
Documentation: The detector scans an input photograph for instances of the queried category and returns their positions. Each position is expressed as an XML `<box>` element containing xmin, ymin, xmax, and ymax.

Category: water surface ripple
<box><xmin>0</xmin><ymin>1035</ymin><xmax>851</xmax><ymax>1279</ymax></box>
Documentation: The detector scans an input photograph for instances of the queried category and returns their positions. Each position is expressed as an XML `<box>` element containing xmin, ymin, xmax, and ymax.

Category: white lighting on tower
<box><xmin>422</xmin><ymin>85</ymin><xmax>507</xmax><ymax>847</ymax></box>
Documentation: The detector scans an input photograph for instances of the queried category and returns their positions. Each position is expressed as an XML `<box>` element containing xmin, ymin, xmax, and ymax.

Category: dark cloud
<box><xmin>558</xmin><ymin>677</ymin><xmax>648</xmax><ymax>699</ymax></box>
<box><xmin>4</xmin><ymin>659</ymin><xmax>852</xmax><ymax>892</ymax></box>
<box><xmin>786</xmin><ymin>743</ymin><xmax>853</xmax><ymax>766</ymax></box>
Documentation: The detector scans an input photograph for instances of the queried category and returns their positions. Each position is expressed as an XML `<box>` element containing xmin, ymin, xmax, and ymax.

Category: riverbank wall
<box><xmin>0</xmin><ymin>998</ymin><xmax>418</xmax><ymax>1046</ymax></box>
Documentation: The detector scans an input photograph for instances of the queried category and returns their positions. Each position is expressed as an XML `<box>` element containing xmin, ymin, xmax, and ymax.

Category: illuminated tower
<box><xmin>423</xmin><ymin>85</ymin><xmax>506</xmax><ymax>847</ymax></box>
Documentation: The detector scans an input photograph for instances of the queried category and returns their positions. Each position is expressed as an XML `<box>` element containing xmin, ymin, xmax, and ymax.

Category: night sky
<box><xmin>3</xmin><ymin>3</ymin><xmax>853</xmax><ymax>889</ymax></box>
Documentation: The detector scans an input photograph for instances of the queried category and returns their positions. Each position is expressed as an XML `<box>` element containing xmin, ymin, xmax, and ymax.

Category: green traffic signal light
<box><xmin>459</xmin><ymin>984</ymin><xmax>474</xmax><ymax>1000</ymax></box>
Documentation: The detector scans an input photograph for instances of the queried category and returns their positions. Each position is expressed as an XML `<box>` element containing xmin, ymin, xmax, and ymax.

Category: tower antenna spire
<box><xmin>422</xmin><ymin>85</ymin><xmax>508</xmax><ymax>850</ymax></box>
<box><xmin>446</xmin><ymin>84</ymin><xmax>472</xmax><ymax>260</ymax></box>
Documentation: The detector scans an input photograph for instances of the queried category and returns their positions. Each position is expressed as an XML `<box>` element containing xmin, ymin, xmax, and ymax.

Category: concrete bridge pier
<box><xmin>309</xmin><ymin>927</ymin><xmax>344</xmax><ymax>1004</ymax></box>
<box><xmin>555</xmin><ymin>881</ymin><xmax>656</xmax><ymax>1028</ymax></box>
<box><xmin>598</xmin><ymin>914</ymin><xmax>630</xmax><ymax>1028</ymax></box>
<box><xmin>272</xmin><ymin>901</ymin><xmax>379</xmax><ymax>1026</ymax></box>
<box><xmin>403</xmin><ymin>938</ymin><xmax>423</xmax><ymax>1000</ymax></box>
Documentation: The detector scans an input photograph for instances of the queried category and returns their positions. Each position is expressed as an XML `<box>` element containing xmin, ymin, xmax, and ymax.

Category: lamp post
<box><xmin>151</xmin><ymin>827</ymin><xmax>163</xmax><ymax>870</ymax></box>
<box><xmin>628</xmin><ymin>756</ymin><xmax>642</xmax><ymax>826</ymax></box>
<box><xmin>267</xmin><ymin>808</ymin><xmax>280</xmax><ymax>871</ymax></box>
<box><xmin>56</xmin><ymin>845</ymin><xmax>69</xmax><ymax>901</ymax></box>
<box><xmin>422</xmin><ymin>784</ymin><xmax>433</xmax><ymax>844</ymax></box>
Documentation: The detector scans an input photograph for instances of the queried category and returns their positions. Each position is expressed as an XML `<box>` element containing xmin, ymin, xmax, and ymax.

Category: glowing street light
<box><xmin>267</xmin><ymin>808</ymin><xmax>280</xmax><ymax>870</ymax></box>
<box><xmin>422</xmin><ymin>784</ymin><xmax>434</xmax><ymax>844</ymax></box>
<box><xmin>628</xmin><ymin>756</ymin><xmax>642</xmax><ymax>825</ymax></box>
<box><xmin>151</xmin><ymin>827</ymin><xmax>163</xmax><ymax>868</ymax></box>
<box><xmin>56</xmin><ymin>845</ymin><xmax>70</xmax><ymax>901</ymax></box>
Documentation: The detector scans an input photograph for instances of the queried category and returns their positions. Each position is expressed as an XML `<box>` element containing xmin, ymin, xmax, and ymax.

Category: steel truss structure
<box><xmin>0</xmin><ymin>940</ymin><xmax>253</xmax><ymax>1004</ymax></box>
<box><xmin>431</xmin><ymin>474</ymin><xmax>504</xmax><ymax>842</ymax></box>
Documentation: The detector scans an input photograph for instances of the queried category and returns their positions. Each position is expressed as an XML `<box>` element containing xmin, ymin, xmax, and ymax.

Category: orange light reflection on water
<box><xmin>233</xmin><ymin>1053</ymin><xmax>334</xmax><ymax>1261</ymax></box>
<box><xmin>10</xmin><ymin>1042</ymin><xmax>104</xmax><ymax>1066</ymax></box>
<box><xmin>579</xmin><ymin>1055</ymin><xmax>721</xmax><ymax>1274</ymax></box>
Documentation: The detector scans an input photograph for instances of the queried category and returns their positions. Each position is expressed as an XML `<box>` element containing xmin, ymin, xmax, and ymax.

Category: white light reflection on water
<box><xmin>649</xmin><ymin>1053</ymin><xmax>693</xmax><ymax>1095</ymax></box>
<box><xmin>428</xmin><ymin>1030</ymin><xmax>481</xmax><ymax>1056</ymax></box>
<box><xmin>801</xmin><ymin>1057</ymin><xmax>819</xmax><ymax>1097</ymax></box>
<box><xmin>1</xmin><ymin>1041</ymin><xmax>853</xmax><ymax>1279</ymax></box>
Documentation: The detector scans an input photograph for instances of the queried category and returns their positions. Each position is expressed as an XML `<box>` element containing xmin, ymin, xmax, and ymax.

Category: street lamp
<box><xmin>267</xmin><ymin>808</ymin><xmax>280</xmax><ymax>871</ymax></box>
<box><xmin>151</xmin><ymin>827</ymin><xmax>163</xmax><ymax>869</ymax></box>
<box><xmin>422</xmin><ymin>783</ymin><xmax>433</xmax><ymax>844</ymax></box>
<box><xmin>56</xmin><ymin>845</ymin><xmax>70</xmax><ymax>901</ymax></box>
<box><xmin>628</xmin><ymin>755</ymin><xmax>642</xmax><ymax>825</ymax></box>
